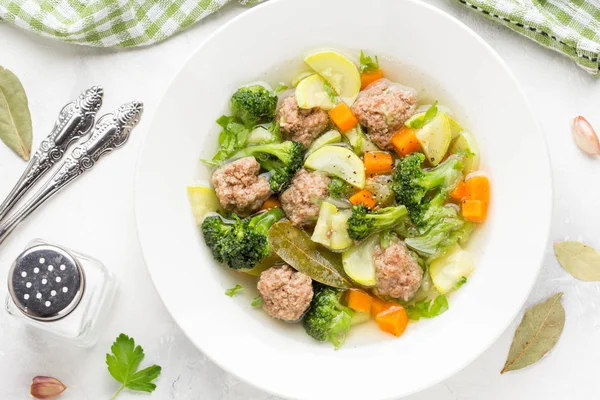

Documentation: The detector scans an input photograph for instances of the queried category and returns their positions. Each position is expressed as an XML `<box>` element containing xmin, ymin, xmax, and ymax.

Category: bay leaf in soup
<box><xmin>268</xmin><ymin>221</ymin><xmax>351</xmax><ymax>289</ymax></box>
<box><xmin>0</xmin><ymin>66</ymin><xmax>32</xmax><ymax>160</ymax></box>
<box><xmin>554</xmin><ymin>241</ymin><xmax>600</xmax><ymax>281</ymax></box>
<box><xmin>501</xmin><ymin>292</ymin><xmax>565</xmax><ymax>373</ymax></box>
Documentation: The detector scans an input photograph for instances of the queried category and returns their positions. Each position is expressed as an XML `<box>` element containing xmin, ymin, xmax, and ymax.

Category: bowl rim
<box><xmin>133</xmin><ymin>0</ymin><xmax>553</xmax><ymax>398</ymax></box>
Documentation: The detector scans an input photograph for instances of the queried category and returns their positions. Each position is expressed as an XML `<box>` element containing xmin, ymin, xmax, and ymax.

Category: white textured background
<box><xmin>1</xmin><ymin>0</ymin><xmax>599</xmax><ymax>399</ymax></box>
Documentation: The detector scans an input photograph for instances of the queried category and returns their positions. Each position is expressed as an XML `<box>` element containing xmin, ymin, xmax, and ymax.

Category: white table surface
<box><xmin>1</xmin><ymin>1</ymin><xmax>599</xmax><ymax>399</ymax></box>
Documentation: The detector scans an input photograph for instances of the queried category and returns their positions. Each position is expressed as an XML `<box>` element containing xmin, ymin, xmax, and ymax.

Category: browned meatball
<box><xmin>258</xmin><ymin>265</ymin><xmax>314</xmax><ymax>321</ymax></box>
<box><xmin>277</xmin><ymin>96</ymin><xmax>329</xmax><ymax>148</ymax></box>
<box><xmin>211</xmin><ymin>157</ymin><xmax>271</xmax><ymax>216</ymax></box>
<box><xmin>351</xmin><ymin>79</ymin><xmax>417</xmax><ymax>149</ymax></box>
<box><xmin>374</xmin><ymin>242</ymin><xmax>423</xmax><ymax>301</ymax></box>
<box><xmin>280</xmin><ymin>169</ymin><xmax>330</xmax><ymax>226</ymax></box>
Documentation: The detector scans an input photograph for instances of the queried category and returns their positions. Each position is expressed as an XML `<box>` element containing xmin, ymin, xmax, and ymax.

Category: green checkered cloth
<box><xmin>456</xmin><ymin>0</ymin><xmax>600</xmax><ymax>75</ymax></box>
<box><xmin>0</xmin><ymin>0</ymin><xmax>259</xmax><ymax>47</ymax></box>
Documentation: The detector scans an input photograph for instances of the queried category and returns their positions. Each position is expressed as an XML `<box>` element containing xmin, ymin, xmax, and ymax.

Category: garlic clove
<box><xmin>572</xmin><ymin>116</ymin><xmax>600</xmax><ymax>155</ymax></box>
<box><xmin>30</xmin><ymin>376</ymin><xmax>67</xmax><ymax>399</ymax></box>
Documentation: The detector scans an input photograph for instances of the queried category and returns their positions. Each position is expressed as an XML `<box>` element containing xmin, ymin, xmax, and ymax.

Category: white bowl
<box><xmin>135</xmin><ymin>0</ymin><xmax>552</xmax><ymax>398</ymax></box>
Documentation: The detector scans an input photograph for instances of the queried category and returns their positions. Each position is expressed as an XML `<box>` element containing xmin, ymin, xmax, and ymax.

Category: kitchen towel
<box><xmin>0</xmin><ymin>0</ymin><xmax>258</xmax><ymax>47</ymax></box>
<box><xmin>0</xmin><ymin>0</ymin><xmax>599</xmax><ymax>76</ymax></box>
<box><xmin>455</xmin><ymin>0</ymin><xmax>600</xmax><ymax>75</ymax></box>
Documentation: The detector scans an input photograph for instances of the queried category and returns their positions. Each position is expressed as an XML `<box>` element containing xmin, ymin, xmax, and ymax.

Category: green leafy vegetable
<box><xmin>502</xmin><ymin>293</ymin><xmax>565</xmax><ymax>373</ymax></box>
<box><xmin>328</xmin><ymin>177</ymin><xmax>347</xmax><ymax>199</ymax></box>
<box><xmin>247</xmin><ymin>123</ymin><xmax>281</xmax><ymax>145</ymax></box>
<box><xmin>554</xmin><ymin>241</ymin><xmax>600</xmax><ymax>281</ymax></box>
<box><xmin>212</xmin><ymin>115</ymin><xmax>249</xmax><ymax>163</ymax></box>
<box><xmin>323</xmin><ymin>81</ymin><xmax>338</xmax><ymax>104</ymax></box>
<box><xmin>453</xmin><ymin>276</ymin><xmax>467</xmax><ymax>290</ymax></box>
<box><xmin>359</xmin><ymin>50</ymin><xmax>380</xmax><ymax>73</ymax></box>
<box><xmin>274</xmin><ymin>83</ymin><xmax>289</xmax><ymax>94</ymax></box>
<box><xmin>409</xmin><ymin>101</ymin><xmax>439</xmax><ymax>129</ymax></box>
<box><xmin>225</xmin><ymin>284</ymin><xmax>244</xmax><ymax>297</ymax></box>
<box><xmin>0</xmin><ymin>66</ymin><xmax>32</xmax><ymax>160</ymax></box>
<box><xmin>251</xmin><ymin>296</ymin><xmax>263</xmax><ymax>307</ymax></box>
<box><xmin>106</xmin><ymin>334</ymin><xmax>162</xmax><ymax>399</ymax></box>
<box><xmin>405</xmin><ymin>295</ymin><xmax>448</xmax><ymax>321</ymax></box>
<box><xmin>268</xmin><ymin>221</ymin><xmax>351</xmax><ymax>289</ymax></box>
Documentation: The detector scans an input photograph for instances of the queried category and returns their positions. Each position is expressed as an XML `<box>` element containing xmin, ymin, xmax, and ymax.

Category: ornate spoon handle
<box><xmin>0</xmin><ymin>101</ymin><xmax>143</xmax><ymax>245</ymax></box>
<box><xmin>0</xmin><ymin>86</ymin><xmax>104</xmax><ymax>222</ymax></box>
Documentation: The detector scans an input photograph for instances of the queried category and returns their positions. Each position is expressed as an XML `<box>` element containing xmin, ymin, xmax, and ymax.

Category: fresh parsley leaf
<box><xmin>106</xmin><ymin>334</ymin><xmax>161</xmax><ymax>400</ymax></box>
<box><xmin>323</xmin><ymin>81</ymin><xmax>338</xmax><ymax>104</ymax></box>
<box><xmin>328</xmin><ymin>177</ymin><xmax>347</xmax><ymax>199</ymax></box>
<box><xmin>225</xmin><ymin>284</ymin><xmax>244</xmax><ymax>297</ymax></box>
<box><xmin>405</xmin><ymin>294</ymin><xmax>448</xmax><ymax>321</ymax></box>
<box><xmin>359</xmin><ymin>50</ymin><xmax>380</xmax><ymax>73</ymax></box>
<box><xmin>454</xmin><ymin>276</ymin><xmax>467</xmax><ymax>290</ymax></box>
<box><xmin>251</xmin><ymin>296</ymin><xmax>263</xmax><ymax>307</ymax></box>
<box><xmin>409</xmin><ymin>101</ymin><xmax>439</xmax><ymax>129</ymax></box>
<box><xmin>274</xmin><ymin>83</ymin><xmax>289</xmax><ymax>94</ymax></box>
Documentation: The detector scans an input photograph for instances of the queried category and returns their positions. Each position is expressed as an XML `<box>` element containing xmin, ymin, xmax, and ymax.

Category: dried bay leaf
<box><xmin>268</xmin><ymin>221</ymin><xmax>351</xmax><ymax>289</ymax></box>
<box><xmin>0</xmin><ymin>66</ymin><xmax>32</xmax><ymax>160</ymax></box>
<box><xmin>554</xmin><ymin>241</ymin><xmax>600</xmax><ymax>281</ymax></box>
<box><xmin>501</xmin><ymin>293</ymin><xmax>565</xmax><ymax>373</ymax></box>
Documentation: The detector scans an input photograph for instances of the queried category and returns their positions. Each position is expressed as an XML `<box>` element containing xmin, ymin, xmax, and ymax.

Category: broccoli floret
<box><xmin>230</xmin><ymin>85</ymin><xmax>278</xmax><ymax>127</ymax></box>
<box><xmin>231</xmin><ymin>141</ymin><xmax>303</xmax><ymax>193</ymax></box>
<box><xmin>303</xmin><ymin>286</ymin><xmax>354</xmax><ymax>349</ymax></box>
<box><xmin>404</xmin><ymin>194</ymin><xmax>475</xmax><ymax>259</ymax></box>
<box><xmin>201</xmin><ymin>215</ymin><xmax>234</xmax><ymax>263</ymax></box>
<box><xmin>392</xmin><ymin>153</ymin><xmax>463</xmax><ymax>227</ymax></box>
<box><xmin>201</xmin><ymin>208</ymin><xmax>285</xmax><ymax>270</ymax></box>
<box><xmin>347</xmin><ymin>204</ymin><xmax>410</xmax><ymax>241</ymax></box>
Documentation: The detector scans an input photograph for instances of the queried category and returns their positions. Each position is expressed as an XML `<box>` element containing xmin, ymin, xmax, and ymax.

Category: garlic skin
<box><xmin>30</xmin><ymin>376</ymin><xmax>67</xmax><ymax>399</ymax></box>
<box><xmin>572</xmin><ymin>116</ymin><xmax>600</xmax><ymax>155</ymax></box>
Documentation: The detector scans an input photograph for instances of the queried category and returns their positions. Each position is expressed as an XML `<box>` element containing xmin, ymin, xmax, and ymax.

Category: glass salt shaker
<box><xmin>5</xmin><ymin>239</ymin><xmax>117</xmax><ymax>347</ymax></box>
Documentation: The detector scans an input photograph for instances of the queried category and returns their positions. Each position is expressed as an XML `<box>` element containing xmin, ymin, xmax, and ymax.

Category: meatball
<box><xmin>258</xmin><ymin>265</ymin><xmax>314</xmax><ymax>321</ymax></box>
<box><xmin>211</xmin><ymin>157</ymin><xmax>271</xmax><ymax>216</ymax></box>
<box><xmin>280</xmin><ymin>169</ymin><xmax>330</xmax><ymax>226</ymax></box>
<box><xmin>374</xmin><ymin>242</ymin><xmax>423</xmax><ymax>301</ymax></box>
<box><xmin>351</xmin><ymin>79</ymin><xmax>418</xmax><ymax>149</ymax></box>
<box><xmin>277</xmin><ymin>96</ymin><xmax>329</xmax><ymax>148</ymax></box>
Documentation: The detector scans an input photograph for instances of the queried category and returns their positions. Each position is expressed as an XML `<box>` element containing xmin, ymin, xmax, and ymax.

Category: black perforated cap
<box><xmin>8</xmin><ymin>244</ymin><xmax>85</xmax><ymax>321</ymax></box>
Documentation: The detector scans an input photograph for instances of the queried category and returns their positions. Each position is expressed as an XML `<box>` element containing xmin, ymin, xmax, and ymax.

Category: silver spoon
<box><xmin>0</xmin><ymin>101</ymin><xmax>143</xmax><ymax>245</ymax></box>
<box><xmin>0</xmin><ymin>86</ymin><xmax>104</xmax><ymax>222</ymax></box>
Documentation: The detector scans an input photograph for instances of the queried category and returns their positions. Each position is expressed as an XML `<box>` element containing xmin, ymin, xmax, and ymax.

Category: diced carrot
<box><xmin>375</xmin><ymin>305</ymin><xmax>409</xmax><ymax>337</ymax></box>
<box><xmin>465</xmin><ymin>175</ymin><xmax>490</xmax><ymax>203</ymax></box>
<box><xmin>450</xmin><ymin>181</ymin><xmax>467</xmax><ymax>202</ymax></box>
<box><xmin>261</xmin><ymin>197</ymin><xmax>281</xmax><ymax>211</ymax></box>
<box><xmin>346</xmin><ymin>289</ymin><xmax>373</xmax><ymax>313</ymax></box>
<box><xmin>462</xmin><ymin>200</ymin><xmax>487</xmax><ymax>222</ymax></box>
<box><xmin>329</xmin><ymin>103</ymin><xmax>358</xmax><ymax>132</ymax></box>
<box><xmin>349</xmin><ymin>189</ymin><xmax>377</xmax><ymax>209</ymax></box>
<box><xmin>364</xmin><ymin>151</ymin><xmax>394</xmax><ymax>175</ymax></box>
<box><xmin>371</xmin><ymin>297</ymin><xmax>393</xmax><ymax>317</ymax></box>
<box><xmin>360</xmin><ymin>69</ymin><xmax>384</xmax><ymax>89</ymax></box>
<box><xmin>391</xmin><ymin>127</ymin><xmax>421</xmax><ymax>157</ymax></box>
